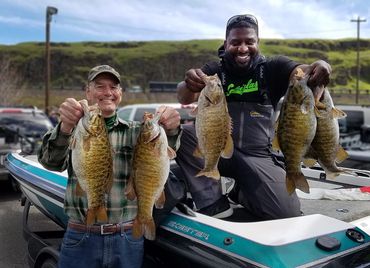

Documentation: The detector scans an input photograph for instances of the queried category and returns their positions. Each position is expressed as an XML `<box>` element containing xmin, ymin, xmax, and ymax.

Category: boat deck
<box><xmin>301</xmin><ymin>179</ymin><xmax>370</xmax><ymax>222</ymax></box>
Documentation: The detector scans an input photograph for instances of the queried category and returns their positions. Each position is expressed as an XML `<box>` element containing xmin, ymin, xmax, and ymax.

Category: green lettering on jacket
<box><xmin>226</xmin><ymin>79</ymin><xmax>259</xmax><ymax>96</ymax></box>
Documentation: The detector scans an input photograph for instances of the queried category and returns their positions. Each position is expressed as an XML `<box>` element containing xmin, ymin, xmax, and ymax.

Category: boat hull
<box><xmin>5</xmin><ymin>152</ymin><xmax>370</xmax><ymax>267</ymax></box>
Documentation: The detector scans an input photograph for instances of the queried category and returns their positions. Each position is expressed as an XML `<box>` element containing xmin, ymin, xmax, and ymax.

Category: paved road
<box><xmin>0</xmin><ymin>179</ymin><xmax>28</xmax><ymax>268</ymax></box>
<box><xmin>0</xmin><ymin>179</ymin><xmax>62</xmax><ymax>268</ymax></box>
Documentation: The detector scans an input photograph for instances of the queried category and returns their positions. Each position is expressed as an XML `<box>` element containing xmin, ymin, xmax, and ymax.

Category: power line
<box><xmin>351</xmin><ymin>16</ymin><xmax>366</xmax><ymax>104</ymax></box>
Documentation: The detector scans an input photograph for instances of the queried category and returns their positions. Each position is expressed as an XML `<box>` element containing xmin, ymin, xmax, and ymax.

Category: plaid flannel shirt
<box><xmin>38</xmin><ymin>115</ymin><xmax>180</xmax><ymax>224</ymax></box>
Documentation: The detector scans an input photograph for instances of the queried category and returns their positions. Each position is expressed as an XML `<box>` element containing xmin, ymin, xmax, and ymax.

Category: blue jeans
<box><xmin>58</xmin><ymin>226</ymin><xmax>144</xmax><ymax>268</ymax></box>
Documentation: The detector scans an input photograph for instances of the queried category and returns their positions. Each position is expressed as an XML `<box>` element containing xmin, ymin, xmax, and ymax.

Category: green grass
<box><xmin>1</xmin><ymin>38</ymin><xmax>370</xmax><ymax>108</ymax></box>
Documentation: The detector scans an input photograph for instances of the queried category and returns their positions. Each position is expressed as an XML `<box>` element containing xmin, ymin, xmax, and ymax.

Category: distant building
<box><xmin>149</xmin><ymin>81</ymin><xmax>178</xmax><ymax>93</ymax></box>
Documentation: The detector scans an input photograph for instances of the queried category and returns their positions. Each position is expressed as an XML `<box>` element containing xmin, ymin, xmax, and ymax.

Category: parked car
<box><xmin>0</xmin><ymin>107</ymin><xmax>54</xmax><ymax>190</ymax></box>
<box><xmin>117</xmin><ymin>103</ymin><xmax>196</xmax><ymax>124</ymax></box>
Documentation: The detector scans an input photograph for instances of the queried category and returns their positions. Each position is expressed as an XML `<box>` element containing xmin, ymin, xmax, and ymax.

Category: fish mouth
<box><xmin>142</xmin><ymin>114</ymin><xmax>161</xmax><ymax>143</ymax></box>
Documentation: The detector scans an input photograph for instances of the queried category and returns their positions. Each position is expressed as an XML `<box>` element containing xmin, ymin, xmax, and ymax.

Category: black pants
<box><xmin>175</xmin><ymin>124</ymin><xmax>301</xmax><ymax>221</ymax></box>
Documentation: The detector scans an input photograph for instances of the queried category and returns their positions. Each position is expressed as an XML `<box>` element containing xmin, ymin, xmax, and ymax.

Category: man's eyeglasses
<box><xmin>226</xmin><ymin>14</ymin><xmax>258</xmax><ymax>28</ymax></box>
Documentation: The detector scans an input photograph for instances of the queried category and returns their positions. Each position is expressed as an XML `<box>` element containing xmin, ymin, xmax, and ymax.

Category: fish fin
<box><xmin>196</xmin><ymin>169</ymin><xmax>220</xmax><ymax>180</ymax></box>
<box><xmin>189</xmin><ymin>106</ymin><xmax>198</xmax><ymax>117</ymax></box>
<box><xmin>193</xmin><ymin>146</ymin><xmax>203</xmax><ymax>158</ymax></box>
<box><xmin>155</xmin><ymin>190</ymin><xmax>166</xmax><ymax>209</ymax></box>
<box><xmin>335</xmin><ymin>146</ymin><xmax>349</xmax><ymax>163</ymax></box>
<box><xmin>286</xmin><ymin>175</ymin><xmax>296</xmax><ymax>194</ymax></box>
<box><xmin>315</xmin><ymin>100</ymin><xmax>326</xmax><ymax>110</ymax></box>
<box><xmin>70</xmin><ymin>137</ymin><xmax>76</xmax><ymax>149</ymax></box>
<box><xmin>83</xmin><ymin>136</ymin><xmax>91</xmax><ymax>152</ymax></box>
<box><xmin>313</xmin><ymin>105</ymin><xmax>322</xmax><ymax>117</ymax></box>
<box><xmin>86</xmin><ymin>207</ymin><xmax>108</xmax><ymax>225</ymax></box>
<box><xmin>143</xmin><ymin>218</ymin><xmax>156</xmax><ymax>241</ymax></box>
<box><xmin>167</xmin><ymin>146</ymin><xmax>177</xmax><ymax>160</ymax></box>
<box><xmin>272</xmin><ymin>121</ymin><xmax>280</xmax><ymax>151</ymax></box>
<box><xmin>221</xmin><ymin>135</ymin><xmax>234</xmax><ymax>159</ymax></box>
<box><xmin>331</xmin><ymin>107</ymin><xmax>347</xmax><ymax>119</ymax></box>
<box><xmin>96</xmin><ymin>206</ymin><xmax>108</xmax><ymax>223</ymax></box>
<box><xmin>76</xmin><ymin>181</ymin><xmax>85</xmax><ymax>196</ymax></box>
<box><xmin>326</xmin><ymin>171</ymin><xmax>342</xmax><ymax>180</ymax></box>
<box><xmin>125</xmin><ymin>176</ymin><xmax>137</xmax><ymax>201</ymax></box>
<box><xmin>86</xmin><ymin>209</ymin><xmax>96</xmax><ymax>225</ymax></box>
<box><xmin>272</xmin><ymin>136</ymin><xmax>280</xmax><ymax>151</ymax></box>
<box><xmin>132</xmin><ymin>218</ymin><xmax>144</xmax><ymax>239</ymax></box>
<box><xmin>300</xmin><ymin>103</ymin><xmax>309</xmax><ymax>114</ymax></box>
<box><xmin>229</xmin><ymin>116</ymin><xmax>233</xmax><ymax>135</ymax></box>
<box><xmin>327</xmin><ymin>168</ymin><xmax>362</xmax><ymax>179</ymax></box>
<box><xmin>287</xmin><ymin>173</ymin><xmax>310</xmax><ymax>194</ymax></box>
<box><xmin>302</xmin><ymin>158</ymin><xmax>317</xmax><ymax>167</ymax></box>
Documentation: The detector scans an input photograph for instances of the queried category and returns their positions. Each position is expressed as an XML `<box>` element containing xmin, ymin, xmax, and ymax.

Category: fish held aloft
<box><xmin>126</xmin><ymin>112</ymin><xmax>176</xmax><ymax>240</ymax></box>
<box><xmin>303</xmin><ymin>88</ymin><xmax>351</xmax><ymax>178</ymax></box>
<box><xmin>71</xmin><ymin>99</ymin><xmax>113</xmax><ymax>225</ymax></box>
<box><xmin>194</xmin><ymin>74</ymin><xmax>233</xmax><ymax>180</ymax></box>
<box><xmin>273</xmin><ymin>69</ymin><xmax>316</xmax><ymax>194</ymax></box>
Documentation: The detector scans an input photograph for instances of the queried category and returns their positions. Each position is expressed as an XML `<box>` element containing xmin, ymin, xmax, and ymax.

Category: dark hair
<box><xmin>226</xmin><ymin>14</ymin><xmax>259</xmax><ymax>38</ymax></box>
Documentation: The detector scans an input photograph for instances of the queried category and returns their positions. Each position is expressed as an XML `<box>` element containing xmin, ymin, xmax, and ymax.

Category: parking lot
<box><xmin>0</xmin><ymin>178</ymin><xmax>61</xmax><ymax>268</ymax></box>
<box><xmin>0</xmin><ymin>179</ymin><xmax>28</xmax><ymax>267</ymax></box>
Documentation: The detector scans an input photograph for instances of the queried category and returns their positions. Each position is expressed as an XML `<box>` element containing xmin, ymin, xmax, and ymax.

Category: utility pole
<box><xmin>351</xmin><ymin>16</ymin><xmax>366</xmax><ymax>104</ymax></box>
<box><xmin>45</xmin><ymin>6</ymin><xmax>58</xmax><ymax>116</ymax></box>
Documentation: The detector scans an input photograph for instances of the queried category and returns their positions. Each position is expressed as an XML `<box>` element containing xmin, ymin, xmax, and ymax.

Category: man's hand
<box><xmin>307</xmin><ymin>60</ymin><xmax>332</xmax><ymax>89</ymax></box>
<box><xmin>156</xmin><ymin>106</ymin><xmax>181</xmax><ymax>136</ymax></box>
<box><xmin>59</xmin><ymin>98</ymin><xmax>84</xmax><ymax>134</ymax></box>
<box><xmin>184</xmin><ymin>68</ymin><xmax>207</xmax><ymax>93</ymax></box>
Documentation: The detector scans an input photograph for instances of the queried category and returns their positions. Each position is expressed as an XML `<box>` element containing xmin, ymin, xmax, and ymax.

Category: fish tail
<box><xmin>326</xmin><ymin>171</ymin><xmax>342</xmax><ymax>179</ymax></box>
<box><xmin>196</xmin><ymin>169</ymin><xmax>220</xmax><ymax>180</ymax></box>
<box><xmin>193</xmin><ymin>146</ymin><xmax>203</xmax><ymax>158</ymax></box>
<box><xmin>86</xmin><ymin>206</ymin><xmax>108</xmax><ymax>225</ymax></box>
<box><xmin>132</xmin><ymin>218</ymin><xmax>144</xmax><ymax>239</ymax></box>
<box><xmin>132</xmin><ymin>218</ymin><xmax>156</xmax><ymax>241</ymax></box>
<box><xmin>286</xmin><ymin>173</ymin><xmax>310</xmax><ymax>194</ymax></box>
<box><xmin>143</xmin><ymin>218</ymin><xmax>156</xmax><ymax>241</ymax></box>
<box><xmin>335</xmin><ymin>146</ymin><xmax>348</xmax><ymax>164</ymax></box>
<box><xmin>326</xmin><ymin>168</ymin><xmax>370</xmax><ymax>179</ymax></box>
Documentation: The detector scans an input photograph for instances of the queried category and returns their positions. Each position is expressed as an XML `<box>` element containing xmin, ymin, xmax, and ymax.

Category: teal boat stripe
<box><xmin>161</xmin><ymin>213</ymin><xmax>370</xmax><ymax>267</ymax></box>
<box><xmin>7</xmin><ymin>153</ymin><xmax>67</xmax><ymax>187</ymax></box>
<box><xmin>23</xmin><ymin>183</ymin><xmax>68</xmax><ymax>227</ymax></box>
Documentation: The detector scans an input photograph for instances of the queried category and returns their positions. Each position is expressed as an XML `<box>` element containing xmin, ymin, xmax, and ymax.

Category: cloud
<box><xmin>0</xmin><ymin>0</ymin><xmax>369</xmax><ymax>44</ymax></box>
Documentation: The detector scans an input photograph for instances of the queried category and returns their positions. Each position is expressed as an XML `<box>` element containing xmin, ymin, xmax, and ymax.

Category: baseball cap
<box><xmin>87</xmin><ymin>65</ymin><xmax>121</xmax><ymax>83</ymax></box>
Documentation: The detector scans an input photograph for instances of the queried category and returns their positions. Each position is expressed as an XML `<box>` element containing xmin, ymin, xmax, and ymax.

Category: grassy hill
<box><xmin>0</xmin><ymin>38</ymin><xmax>369</xmax><ymax>107</ymax></box>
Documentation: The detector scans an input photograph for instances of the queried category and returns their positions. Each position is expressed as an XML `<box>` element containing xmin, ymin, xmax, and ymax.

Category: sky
<box><xmin>0</xmin><ymin>0</ymin><xmax>369</xmax><ymax>45</ymax></box>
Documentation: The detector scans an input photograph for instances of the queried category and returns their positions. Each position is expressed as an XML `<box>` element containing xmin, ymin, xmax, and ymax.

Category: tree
<box><xmin>0</xmin><ymin>58</ymin><xmax>23</xmax><ymax>106</ymax></box>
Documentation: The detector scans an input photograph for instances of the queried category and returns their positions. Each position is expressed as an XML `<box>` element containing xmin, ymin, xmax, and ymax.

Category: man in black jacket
<box><xmin>176</xmin><ymin>14</ymin><xmax>331</xmax><ymax>220</ymax></box>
